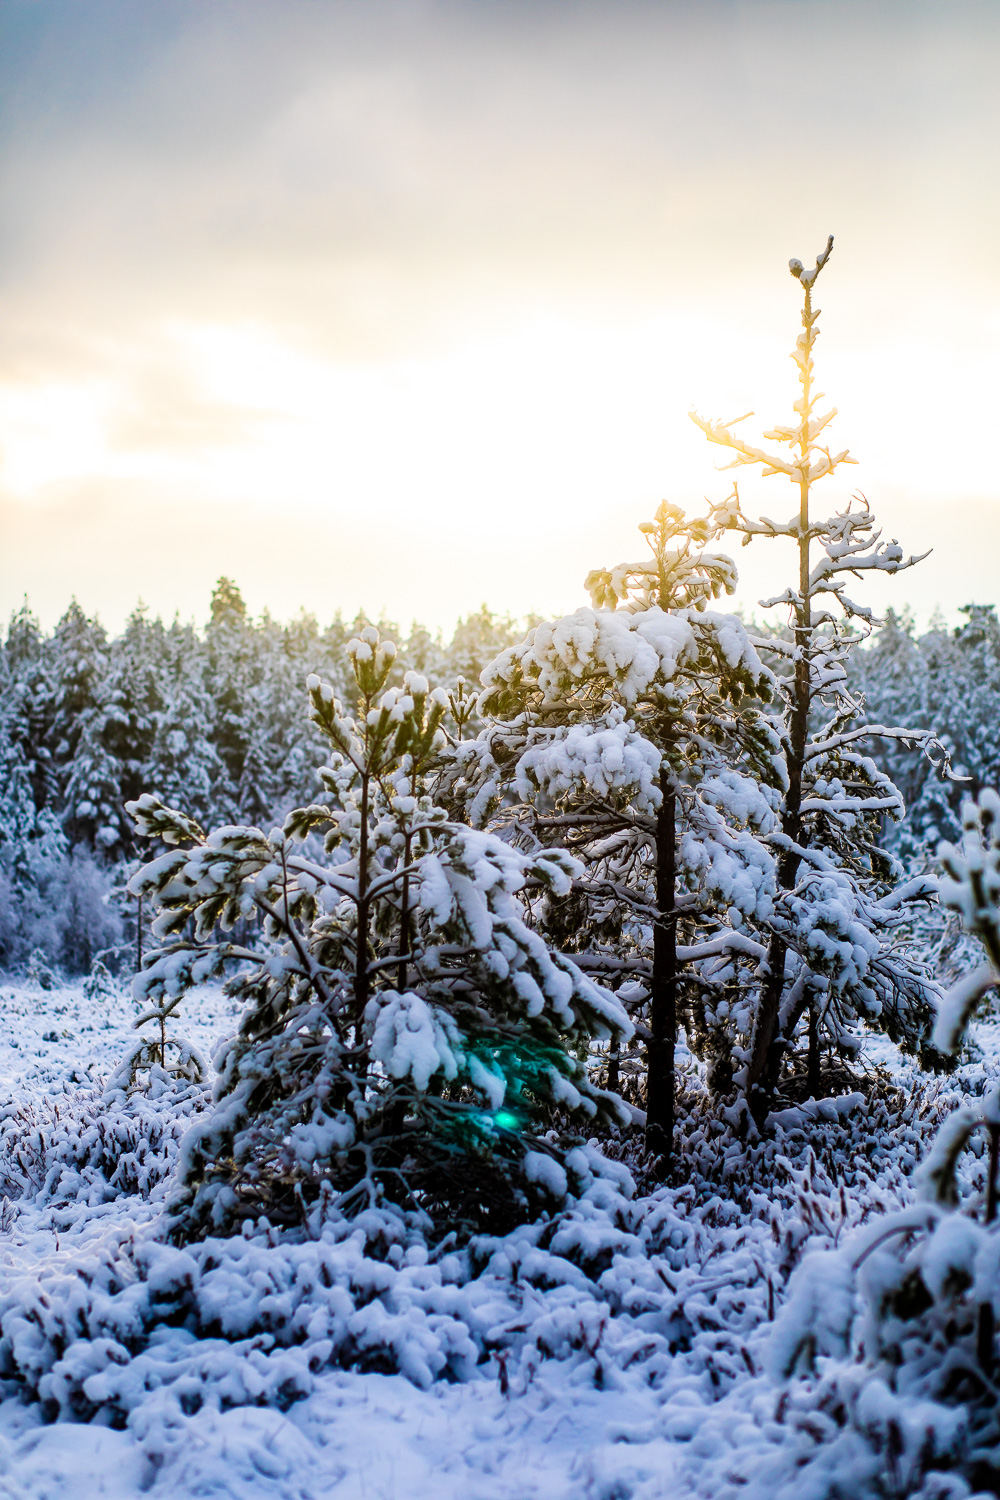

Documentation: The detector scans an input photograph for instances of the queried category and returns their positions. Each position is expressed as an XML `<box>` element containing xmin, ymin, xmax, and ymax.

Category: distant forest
<box><xmin>2</xmin><ymin>575</ymin><xmax>999</xmax><ymax>979</ymax></box>
<box><xmin>0</xmin><ymin>579</ymin><xmax>528</xmax><ymax>973</ymax></box>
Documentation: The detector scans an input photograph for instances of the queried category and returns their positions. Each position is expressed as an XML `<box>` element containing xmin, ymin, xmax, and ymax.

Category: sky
<box><xmin>1</xmin><ymin>0</ymin><xmax>999</xmax><ymax>637</ymax></box>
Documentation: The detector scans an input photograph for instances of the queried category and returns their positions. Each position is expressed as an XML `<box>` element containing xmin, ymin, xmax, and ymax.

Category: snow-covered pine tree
<box><xmin>0</xmin><ymin>708</ymin><xmax>38</xmax><ymax>887</ymax></box>
<box><xmin>865</xmin><ymin>606</ymin><xmax>1000</xmax><ymax>860</ymax></box>
<box><xmin>473</xmin><ymin>499</ymin><xmax>780</xmax><ymax>1165</ymax></box>
<box><xmin>144</xmin><ymin>620</ymin><xmax>223</xmax><ymax>828</ymax></box>
<box><xmin>202</xmin><ymin>578</ymin><xmax>256</xmax><ymax>824</ymax></box>
<box><xmin>2</xmin><ymin>601</ymin><xmax>59</xmax><ymax>823</ymax></box>
<box><xmin>0</xmin><ymin>603</ymin><xmax>123</xmax><ymax>973</ymax></box>
<box><xmin>64</xmin><ymin>606</ymin><xmax>166</xmax><ymax>859</ymax></box>
<box><xmin>0</xmin><ymin>684</ymin><xmax>59</xmax><ymax>968</ymax></box>
<box><xmin>128</xmin><ymin>625</ymin><xmax>630</xmax><ymax>1241</ymax></box>
<box><xmin>690</xmin><ymin>237</ymin><xmax>949</xmax><ymax>1120</ymax></box>
<box><xmin>0</xmin><ymin>618</ymin><xmax>42</xmax><ymax>893</ymax></box>
<box><xmin>46</xmin><ymin>600</ymin><xmax>108</xmax><ymax>802</ymax></box>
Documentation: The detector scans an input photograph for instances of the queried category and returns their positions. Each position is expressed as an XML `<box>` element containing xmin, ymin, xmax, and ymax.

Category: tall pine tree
<box><xmin>690</xmin><ymin>238</ymin><xmax>950</xmax><ymax>1118</ymax></box>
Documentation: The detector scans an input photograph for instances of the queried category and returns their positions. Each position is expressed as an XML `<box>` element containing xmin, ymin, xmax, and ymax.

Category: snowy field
<box><xmin>0</xmin><ymin>978</ymin><xmax>995</xmax><ymax>1500</ymax></box>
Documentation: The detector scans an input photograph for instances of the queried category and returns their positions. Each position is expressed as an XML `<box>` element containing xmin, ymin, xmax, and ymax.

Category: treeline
<box><xmin>4</xmin><ymin>578</ymin><xmax>1000</xmax><ymax>982</ymax></box>
<box><xmin>853</xmin><ymin>603</ymin><xmax>1000</xmax><ymax>859</ymax></box>
<box><xmin>0</xmin><ymin>580</ymin><xmax>525</xmax><ymax>973</ymax></box>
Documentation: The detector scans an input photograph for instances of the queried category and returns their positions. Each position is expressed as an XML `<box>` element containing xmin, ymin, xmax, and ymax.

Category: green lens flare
<box><xmin>493</xmin><ymin>1111</ymin><xmax>519</xmax><ymax>1131</ymax></box>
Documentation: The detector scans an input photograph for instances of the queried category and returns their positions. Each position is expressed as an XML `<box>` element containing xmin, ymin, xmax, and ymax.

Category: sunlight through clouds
<box><xmin>1</xmin><ymin>0</ymin><xmax>998</xmax><ymax>631</ymax></box>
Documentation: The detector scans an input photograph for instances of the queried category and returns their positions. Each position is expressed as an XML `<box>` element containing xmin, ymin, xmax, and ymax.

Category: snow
<box><xmin>367</xmin><ymin>990</ymin><xmax>460</xmax><ymax>1092</ymax></box>
<box><xmin>513</xmin><ymin>714</ymin><xmax>662</xmax><ymax>812</ymax></box>
<box><xmin>0</xmin><ymin>977</ymin><xmax>998</xmax><ymax>1498</ymax></box>
<box><xmin>0</xmin><ymin>1371</ymin><xmax>685</xmax><ymax>1500</ymax></box>
<box><xmin>483</xmin><ymin>605</ymin><xmax>699</xmax><ymax>706</ymax></box>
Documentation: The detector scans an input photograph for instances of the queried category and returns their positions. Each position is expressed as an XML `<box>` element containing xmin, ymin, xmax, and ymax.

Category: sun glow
<box><xmin>0</xmin><ymin>311</ymin><xmax>793</xmax><ymax>546</ymax></box>
<box><xmin>1</xmin><ymin>303</ymin><xmax>998</xmax><ymax>632</ymax></box>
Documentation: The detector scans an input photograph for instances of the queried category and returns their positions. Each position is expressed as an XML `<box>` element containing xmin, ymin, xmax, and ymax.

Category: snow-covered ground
<box><xmin>0</xmin><ymin>979</ymin><xmax>995</xmax><ymax>1500</ymax></box>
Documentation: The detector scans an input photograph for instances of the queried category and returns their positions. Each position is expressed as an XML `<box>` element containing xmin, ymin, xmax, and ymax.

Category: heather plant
<box><xmin>754</xmin><ymin>791</ymin><xmax>1000</xmax><ymax>1498</ymax></box>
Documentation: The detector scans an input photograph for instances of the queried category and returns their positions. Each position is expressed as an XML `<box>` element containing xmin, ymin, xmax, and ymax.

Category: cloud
<box><xmin>0</xmin><ymin>0</ymin><xmax>998</xmax><ymax>632</ymax></box>
<box><xmin>103</xmin><ymin>342</ymin><xmax>282</xmax><ymax>454</ymax></box>
<box><xmin>3</xmin><ymin>0</ymin><xmax>999</xmax><ymax>360</ymax></box>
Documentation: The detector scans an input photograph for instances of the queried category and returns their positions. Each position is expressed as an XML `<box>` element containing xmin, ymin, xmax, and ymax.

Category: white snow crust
<box><xmin>0</xmin><ymin>979</ymin><xmax>997</xmax><ymax>1499</ymax></box>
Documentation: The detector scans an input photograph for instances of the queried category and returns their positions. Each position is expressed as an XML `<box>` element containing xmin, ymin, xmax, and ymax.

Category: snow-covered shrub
<box><xmin>0</xmin><ymin>1060</ymin><xmax>964</xmax><ymax>1460</ymax></box>
<box><xmin>25</xmin><ymin>946</ymin><xmax>57</xmax><ymax>990</ymax></box>
<box><xmin>704</xmin><ymin>1099</ymin><xmax>1000</xmax><ymax>1500</ymax></box>
<box><xmin>689</xmin><ymin>792</ymin><xmax>1000</xmax><ymax>1500</ymax></box>
<box><xmin>0</xmin><ymin>1156</ymin><xmax>796</xmax><ymax>1434</ymax></box>
<box><xmin>128</xmin><ymin>629</ymin><xmax>632</xmax><ymax>1243</ymax></box>
<box><xmin>0</xmin><ymin>1072</ymin><xmax>207</xmax><ymax>1206</ymax></box>
<box><xmin>0</xmin><ymin>840</ymin><xmax>123</xmax><ymax>977</ymax></box>
<box><xmin>932</xmin><ymin>791</ymin><xmax>1000</xmax><ymax>1053</ymax></box>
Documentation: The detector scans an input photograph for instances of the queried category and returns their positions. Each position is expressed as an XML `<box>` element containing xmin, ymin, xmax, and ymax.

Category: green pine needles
<box><xmin>128</xmin><ymin>626</ymin><xmax>631</xmax><ymax>1242</ymax></box>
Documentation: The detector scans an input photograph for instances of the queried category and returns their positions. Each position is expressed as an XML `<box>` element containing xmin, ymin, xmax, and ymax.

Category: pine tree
<box><xmin>128</xmin><ymin>626</ymin><xmax>630</xmax><ymax>1241</ymax></box>
<box><xmin>203</xmin><ymin>578</ymin><xmax>255</xmax><ymax>822</ymax></box>
<box><xmin>866</xmin><ymin>607</ymin><xmax>1000</xmax><ymax>859</ymax></box>
<box><xmin>473</xmin><ymin>499</ymin><xmax>779</xmax><ymax>1165</ymax></box>
<box><xmin>64</xmin><ymin>606</ymin><xmax>165</xmax><ymax>858</ymax></box>
<box><xmin>0</xmin><ymin>702</ymin><xmax>47</xmax><ymax>897</ymax></box>
<box><xmin>145</xmin><ymin>622</ymin><xmax>224</xmax><ymax>828</ymax></box>
<box><xmin>690</xmin><ymin>237</ymin><xmax>949</xmax><ymax>1119</ymax></box>
<box><xmin>3</xmin><ymin>601</ymin><xmax>59</xmax><ymax>822</ymax></box>
<box><xmin>46</xmin><ymin>601</ymin><xmax>108</xmax><ymax>796</ymax></box>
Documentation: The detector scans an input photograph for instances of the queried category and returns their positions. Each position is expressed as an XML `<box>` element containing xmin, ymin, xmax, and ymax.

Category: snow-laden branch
<box><xmin>805</xmin><ymin>725</ymin><xmax>942</xmax><ymax>760</ymax></box>
<box><xmin>676</xmin><ymin>931</ymin><xmax>768</xmax><ymax>964</ymax></box>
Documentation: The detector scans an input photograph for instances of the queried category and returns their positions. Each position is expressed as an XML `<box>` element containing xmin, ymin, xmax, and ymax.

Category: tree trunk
<box><xmin>645</xmin><ymin>771</ymin><xmax>676</xmax><ymax>1170</ymax></box>
<box><xmin>746</xmin><ymin>618</ymin><xmax>809</xmax><ymax>1121</ymax></box>
<box><xmin>977</xmin><ymin>1121</ymin><xmax>1000</xmax><ymax>1372</ymax></box>
<box><xmin>745</xmin><ymin>293</ymin><xmax>816</xmax><ymax>1123</ymax></box>
<box><xmin>607</xmin><ymin>1041</ymin><xmax>620</xmax><ymax>1095</ymax></box>
<box><xmin>397</xmin><ymin>837</ymin><xmax>412</xmax><ymax>994</ymax></box>
<box><xmin>806</xmin><ymin>1007</ymin><xmax>820</xmax><ymax>1099</ymax></box>
<box><xmin>355</xmin><ymin>770</ymin><xmax>371</xmax><ymax>1023</ymax></box>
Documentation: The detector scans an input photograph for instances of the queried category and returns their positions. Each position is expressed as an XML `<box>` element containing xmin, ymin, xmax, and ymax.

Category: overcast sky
<box><xmin>1</xmin><ymin>0</ymin><xmax>998</xmax><ymax>634</ymax></box>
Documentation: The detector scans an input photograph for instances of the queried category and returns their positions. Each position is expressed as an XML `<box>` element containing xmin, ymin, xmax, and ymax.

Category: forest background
<box><xmin>2</xmin><ymin>572</ymin><xmax>996</xmax><ymax>983</ymax></box>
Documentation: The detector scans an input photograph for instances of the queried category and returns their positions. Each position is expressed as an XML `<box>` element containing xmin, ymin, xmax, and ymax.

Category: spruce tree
<box><xmin>3</xmin><ymin>602</ymin><xmax>59</xmax><ymax>821</ymax></box>
<box><xmin>46</xmin><ymin>601</ymin><xmax>108</xmax><ymax>796</ymax></box>
<box><xmin>203</xmin><ymin>578</ymin><xmax>255</xmax><ymax>823</ymax></box>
